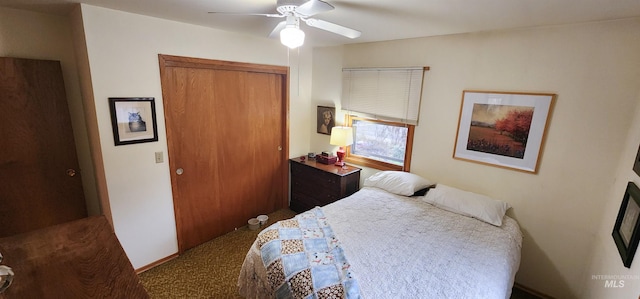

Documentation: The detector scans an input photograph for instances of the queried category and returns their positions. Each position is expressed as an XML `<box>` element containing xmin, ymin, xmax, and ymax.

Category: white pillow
<box><xmin>423</xmin><ymin>184</ymin><xmax>510</xmax><ymax>226</ymax></box>
<box><xmin>363</xmin><ymin>171</ymin><xmax>434</xmax><ymax>196</ymax></box>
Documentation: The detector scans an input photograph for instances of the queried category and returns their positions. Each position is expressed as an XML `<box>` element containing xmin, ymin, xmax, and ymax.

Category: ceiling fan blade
<box><xmin>269</xmin><ymin>21</ymin><xmax>287</xmax><ymax>38</ymax></box>
<box><xmin>208</xmin><ymin>12</ymin><xmax>283</xmax><ymax>18</ymax></box>
<box><xmin>304</xmin><ymin>18</ymin><xmax>361</xmax><ymax>39</ymax></box>
<box><xmin>295</xmin><ymin>0</ymin><xmax>334</xmax><ymax>17</ymax></box>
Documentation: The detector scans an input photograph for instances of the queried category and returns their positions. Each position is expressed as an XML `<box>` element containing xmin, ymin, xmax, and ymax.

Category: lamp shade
<box><xmin>280</xmin><ymin>26</ymin><xmax>305</xmax><ymax>49</ymax></box>
<box><xmin>330</xmin><ymin>126</ymin><xmax>354</xmax><ymax>147</ymax></box>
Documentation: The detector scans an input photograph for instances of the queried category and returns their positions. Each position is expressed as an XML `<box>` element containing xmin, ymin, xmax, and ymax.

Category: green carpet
<box><xmin>139</xmin><ymin>209</ymin><xmax>296</xmax><ymax>298</ymax></box>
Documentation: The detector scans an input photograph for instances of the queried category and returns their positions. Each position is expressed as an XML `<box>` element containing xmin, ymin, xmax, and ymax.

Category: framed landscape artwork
<box><xmin>453</xmin><ymin>90</ymin><xmax>556</xmax><ymax>173</ymax></box>
<box><xmin>612</xmin><ymin>182</ymin><xmax>640</xmax><ymax>268</ymax></box>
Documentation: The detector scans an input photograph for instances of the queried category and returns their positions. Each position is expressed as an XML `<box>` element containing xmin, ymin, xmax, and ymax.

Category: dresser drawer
<box><xmin>291</xmin><ymin>182</ymin><xmax>340</xmax><ymax>202</ymax></box>
<box><xmin>289</xmin><ymin>158</ymin><xmax>361</xmax><ymax>213</ymax></box>
<box><xmin>291</xmin><ymin>191</ymin><xmax>336</xmax><ymax>210</ymax></box>
<box><xmin>291</xmin><ymin>177</ymin><xmax>340</xmax><ymax>197</ymax></box>
<box><xmin>291</xmin><ymin>164</ymin><xmax>339</xmax><ymax>187</ymax></box>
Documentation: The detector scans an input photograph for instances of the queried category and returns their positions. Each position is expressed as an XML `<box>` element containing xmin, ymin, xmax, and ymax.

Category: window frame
<box><xmin>344</xmin><ymin>115</ymin><xmax>415</xmax><ymax>172</ymax></box>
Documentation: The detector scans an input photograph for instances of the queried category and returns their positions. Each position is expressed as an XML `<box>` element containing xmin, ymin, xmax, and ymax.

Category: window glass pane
<box><xmin>351</xmin><ymin>119</ymin><xmax>408</xmax><ymax>166</ymax></box>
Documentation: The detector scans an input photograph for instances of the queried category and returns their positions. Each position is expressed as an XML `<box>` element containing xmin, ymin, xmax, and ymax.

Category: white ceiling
<box><xmin>2</xmin><ymin>0</ymin><xmax>640</xmax><ymax>47</ymax></box>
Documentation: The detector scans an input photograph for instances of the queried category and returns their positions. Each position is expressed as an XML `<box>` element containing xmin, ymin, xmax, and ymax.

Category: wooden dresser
<box><xmin>0</xmin><ymin>216</ymin><xmax>149</xmax><ymax>298</ymax></box>
<box><xmin>289</xmin><ymin>157</ymin><xmax>361</xmax><ymax>213</ymax></box>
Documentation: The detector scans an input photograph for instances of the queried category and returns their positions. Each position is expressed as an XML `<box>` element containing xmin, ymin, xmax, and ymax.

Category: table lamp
<box><xmin>329</xmin><ymin>126</ymin><xmax>354</xmax><ymax>167</ymax></box>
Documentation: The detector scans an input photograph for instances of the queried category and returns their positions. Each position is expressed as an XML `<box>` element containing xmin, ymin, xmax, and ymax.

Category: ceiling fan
<box><xmin>209</xmin><ymin>0</ymin><xmax>361</xmax><ymax>48</ymax></box>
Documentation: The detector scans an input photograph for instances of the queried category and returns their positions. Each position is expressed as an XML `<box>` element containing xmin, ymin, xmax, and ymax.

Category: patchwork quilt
<box><xmin>239</xmin><ymin>187</ymin><xmax>522</xmax><ymax>299</ymax></box>
<box><xmin>256</xmin><ymin>207</ymin><xmax>361</xmax><ymax>299</ymax></box>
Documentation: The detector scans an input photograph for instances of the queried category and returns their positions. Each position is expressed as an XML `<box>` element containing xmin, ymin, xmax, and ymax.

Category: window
<box><xmin>341</xmin><ymin>66</ymin><xmax>427</xmax><ymax>172</ymax></box>
<box><xmin>345</xmin><ymin>116</ymin><xmax>415</xmax><ymax>171</ymax></box>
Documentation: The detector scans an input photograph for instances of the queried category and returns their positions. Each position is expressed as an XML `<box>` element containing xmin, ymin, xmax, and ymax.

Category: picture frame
<box><xmin>633</xmin><ymin>144</ymin><xmax>640</xmax><ymax>177</ymax></box>
<box><xmin>453</xmin><ymin>90</ymin><xmax>556</xmax><ymax>173</ymax></box>
<box><xmin>612</xmin><ymin>181</ymin><xmax>640</xmax><ymax>268</ymax></box>
<box><xmin>108</xmin><ymin>97</ymin><xmax>158</xmax><ymax>146</ymax></box>
<box><xmin>317</xmin><ymin>106</ymin><xmax>335</xmax><ymax>135</ymax></box>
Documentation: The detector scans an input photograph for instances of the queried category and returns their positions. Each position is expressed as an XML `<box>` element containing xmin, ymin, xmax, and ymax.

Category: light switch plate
<box><xmin>155</xmin><ymin>151</ymin><xmax>163</xmax><ymax>163</ymax></box>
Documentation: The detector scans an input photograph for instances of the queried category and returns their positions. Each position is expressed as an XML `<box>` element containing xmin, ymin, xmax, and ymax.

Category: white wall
<box><xmin>311</xmin><ymin>19</ymin><xmax>640</xmax><ymax>298</ymax></box>
<box><xmin>0</xmin><ymin>7</ymin><xmax>100</xmax><ymax>216</ymax></box>
<box><xmin>77</xmin><ymin>4</ymin><xmax>312</xmax><ymax>269</ymax></box>
<box><xmin>310</xmin><ymin>46</ymin><xmax>343</xmax><ymax>152</ymax></box>
<box><xmin>290</xmin><ymin>48</ymin><xmax>314</xmax><ymax>157</ymax></box>
<box><xmin>582</xmin><ymin>91</ymin><xmax>640</xmax><ymax>298</ymax></box>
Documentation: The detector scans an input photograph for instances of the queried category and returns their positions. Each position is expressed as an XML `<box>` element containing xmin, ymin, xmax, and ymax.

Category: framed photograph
<box><xmin>108</xmin><ymin>97</ymin><xmax>158</xmax><ymax>146</ymax></box>
<box><xmin>317</xmin><ymin>106</ymin><xmax>335</xmax><ymax>135</ymax></box>
<box><xmin>612</xmin><ymin>182</ymin><xmax>640</xmax><ymax>268</ymax></box>
<box><xmin>633</xmin><ymin>144</ymin><xmax>640</xmax><ymax>177</ymax></box>
<box><xmin>453</xmin><ymin>90</ymin><xmax>556</xmax><ymax>173</ymax></box>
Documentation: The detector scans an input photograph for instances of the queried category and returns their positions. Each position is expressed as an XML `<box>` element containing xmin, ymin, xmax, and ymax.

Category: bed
<box><xmin>238</xmin><ymin>171</ymin><xmax>522</xmax><ymax>299</ymax></box>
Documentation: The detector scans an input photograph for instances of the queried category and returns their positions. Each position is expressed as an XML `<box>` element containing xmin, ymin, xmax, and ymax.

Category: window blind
<box><xmin>341</xmin><ymin>67</ymin><xmax>427</xmax><ymax>125</ymax></box>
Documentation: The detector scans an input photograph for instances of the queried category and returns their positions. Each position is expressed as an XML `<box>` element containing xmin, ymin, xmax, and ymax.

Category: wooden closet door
<box><xmin>159</xmin><ymin>55</ymin><xmax>288</xmax><ymax>252</ymax></box>
<box><xmin>0</xmin><ymin>58</ymin><xmax>87</xmax><ymax>237</ymax></box>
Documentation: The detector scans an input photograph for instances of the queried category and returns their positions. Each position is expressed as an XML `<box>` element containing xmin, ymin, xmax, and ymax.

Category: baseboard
<box><xmin>514</xmin><ymin>283</ymin><xmax>555</xmax><ymax>299</ymax></box>
<box><xmin>135</xmin><ymin>253</ymin><xmax>179</xmax><ymax>274</ymax></box>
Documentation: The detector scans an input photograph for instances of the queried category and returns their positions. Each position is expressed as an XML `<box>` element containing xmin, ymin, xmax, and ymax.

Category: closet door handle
<box><xmin>176</xmin><ymin>168</ymin><xmax>184</xmax><ymax>175</ymax></box>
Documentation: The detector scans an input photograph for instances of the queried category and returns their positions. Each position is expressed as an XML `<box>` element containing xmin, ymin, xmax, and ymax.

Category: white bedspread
<box><xmin>239</xmin><ymin>187</ymin><xmax>522</xmax><ymax>299</ymax></box>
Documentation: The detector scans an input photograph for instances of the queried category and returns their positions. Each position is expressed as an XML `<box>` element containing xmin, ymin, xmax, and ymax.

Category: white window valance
<box><xmin>341</xmin><ymin>67</ymin><xmax>428</xmax><ymax>125</ymax></box>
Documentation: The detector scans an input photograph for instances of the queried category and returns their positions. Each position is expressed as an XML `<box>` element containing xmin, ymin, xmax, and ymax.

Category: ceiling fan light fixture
<box><xmin>280</xmin><ymin>25</ymin><xmax>305</xmax><ymax>49</ymax></box>
<box><xmin>211</xmin><ymin>0</ymin><xmax>359</xmax><ymax>48</ymax></box>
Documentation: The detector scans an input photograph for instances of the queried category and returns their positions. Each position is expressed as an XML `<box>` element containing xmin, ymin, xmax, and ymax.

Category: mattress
<box><xmin>238</xmin><ymin>186</ymin><xmax>523</xmax><ymax>298</ymax></box>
